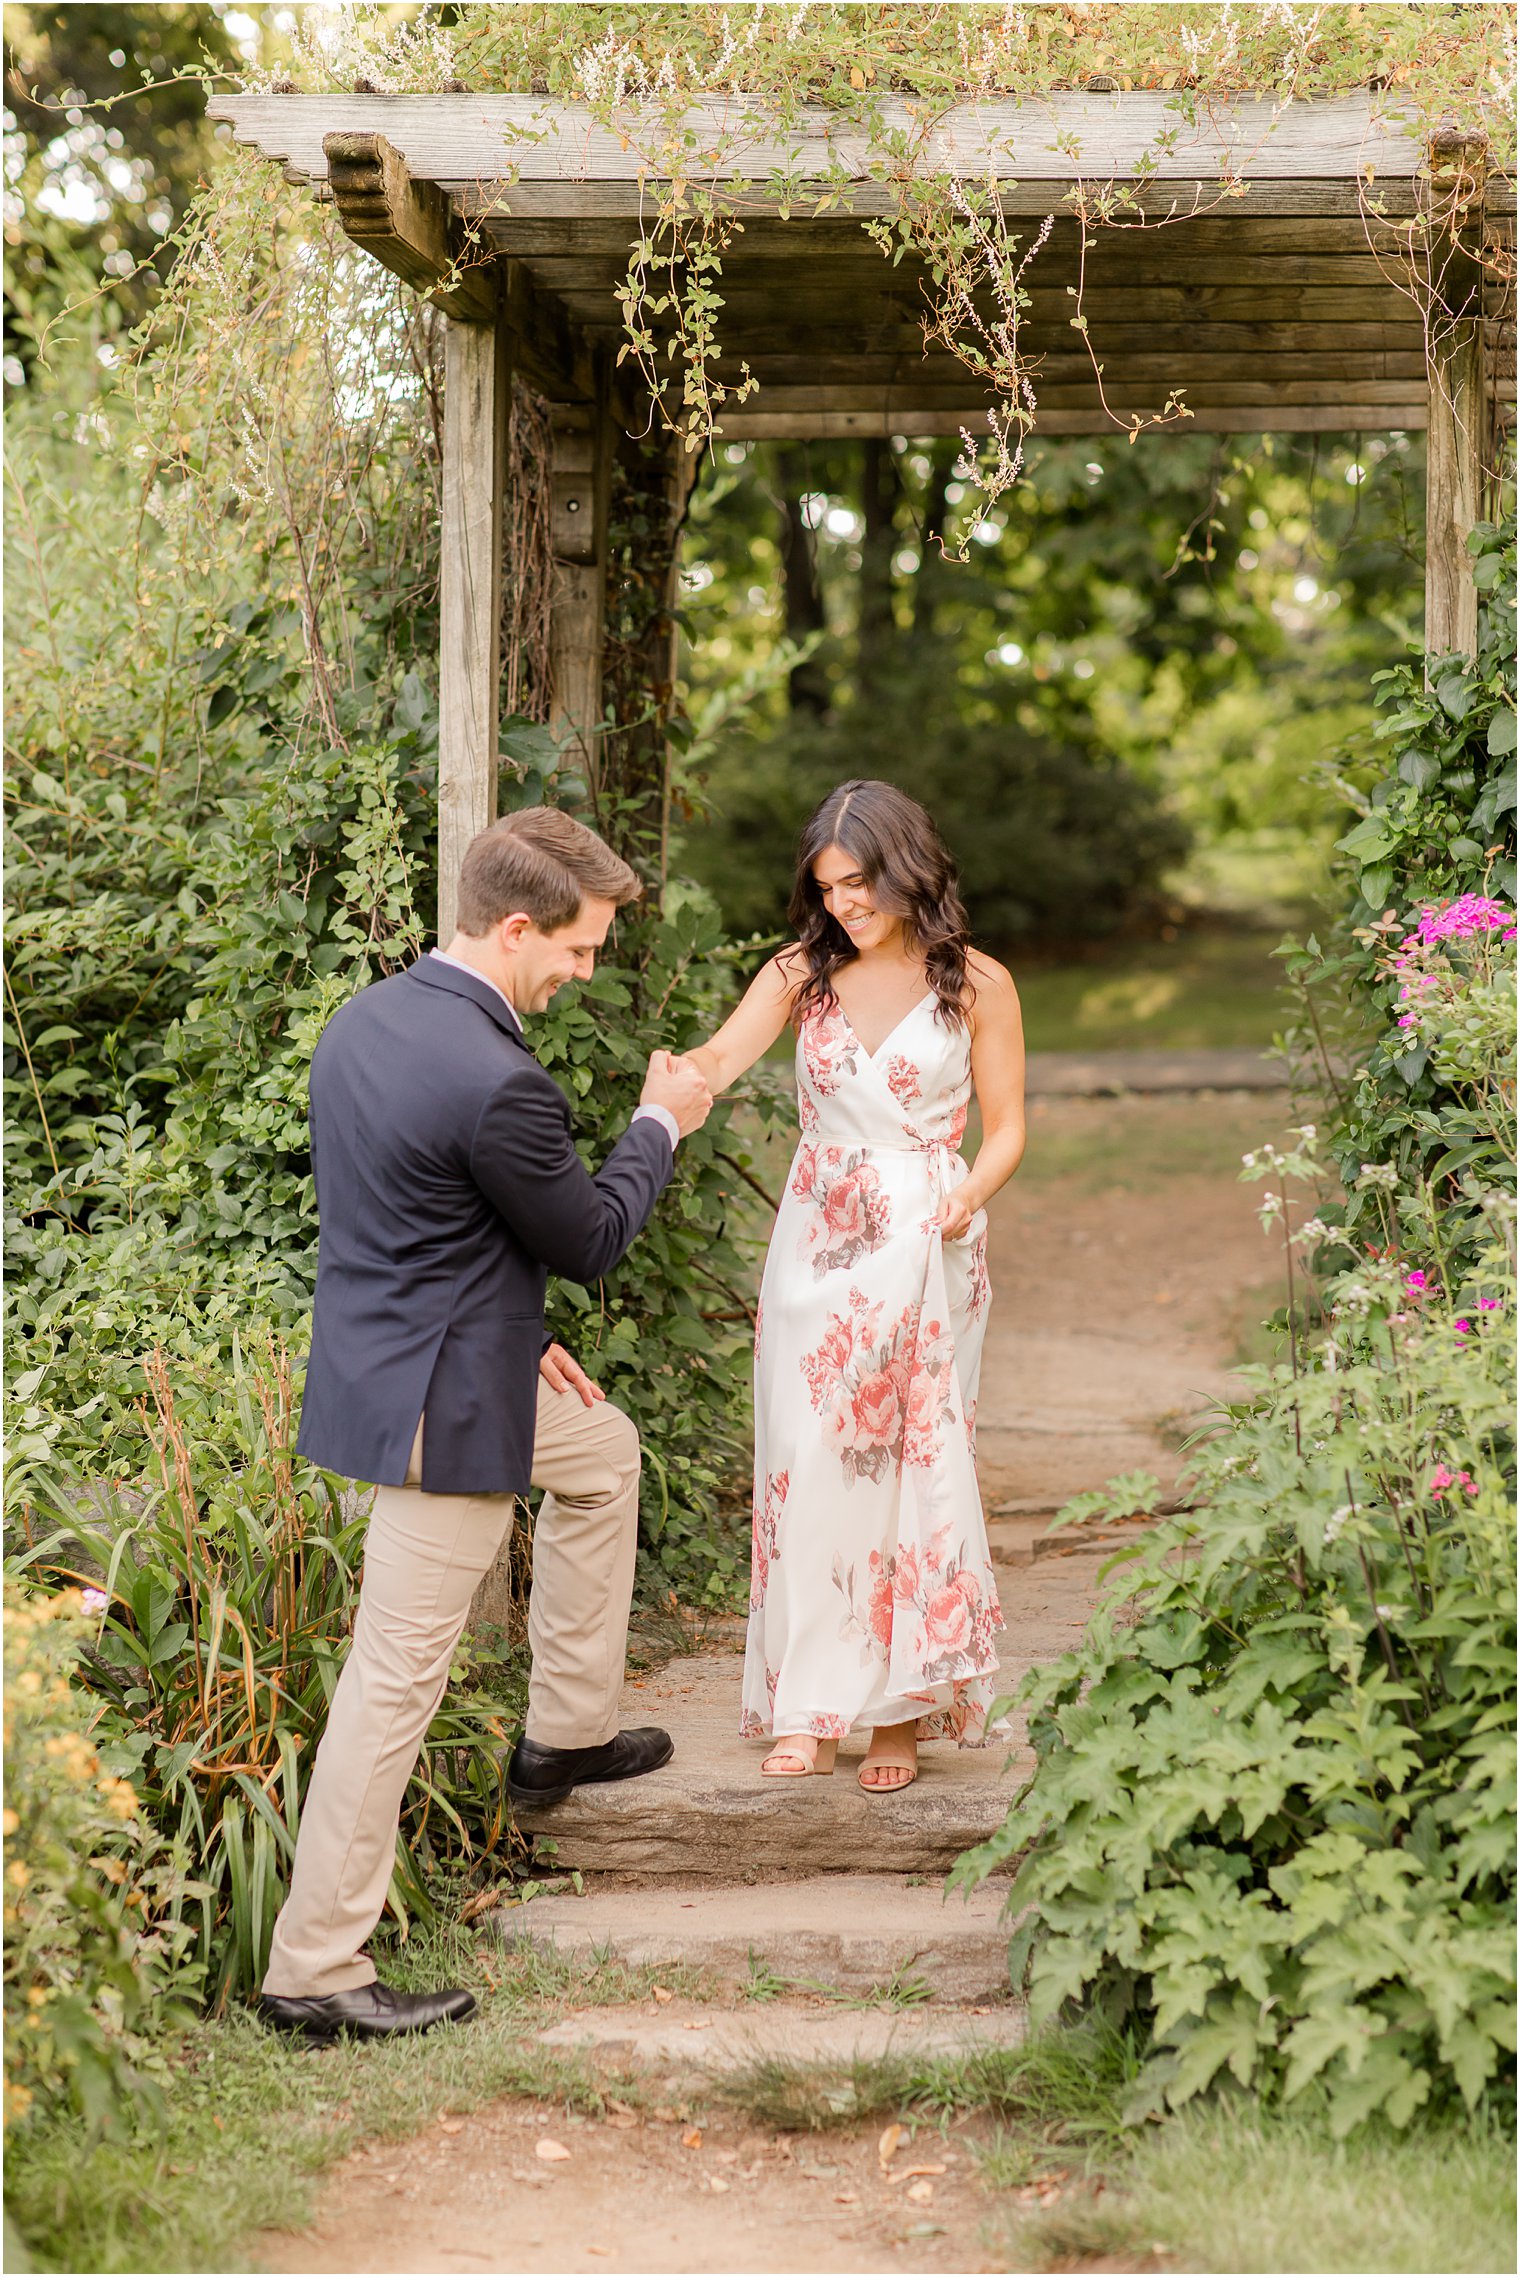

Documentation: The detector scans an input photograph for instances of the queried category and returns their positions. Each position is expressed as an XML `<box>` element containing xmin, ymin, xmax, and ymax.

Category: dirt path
<box><xmin>246</xmin><ymin>1091</ymin><xmax>1288</xmax><ymax>2277</ymax></box>
<box><xmin>255</xmin><ymin>2097</ymin><xmax>1013</xmax><ymax>2276</ymax></box>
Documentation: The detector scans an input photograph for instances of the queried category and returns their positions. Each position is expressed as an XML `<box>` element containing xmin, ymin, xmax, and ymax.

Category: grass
<box><xmin>712</xmin><ymin>2018</ymin><xmax>1140</xmax><ymax>2152</ymax></box>
<box><xmin>1</xmin><ymin>1928</ymin><xmax>704</xmax><ymax>2275</ymax></box>
<box><xmin>1006</xmin><ymin>2096</ymin><xmax>1518</xmax><ymax>2275</ymax></box>
<box><xmin>1016</xmin><ymin>1092</ymin><xmax>1297</xmax><ymax>1194</ymax></box>
<box><xmin>712</xmin><ymin>2027</ymin><xmax>1516</xmax><ymax>2274</ymax></box>
<box><xmin>1013</xmin><ymin>922</ymin><xmax>1301</xmax><ymax>1055</ymax></box>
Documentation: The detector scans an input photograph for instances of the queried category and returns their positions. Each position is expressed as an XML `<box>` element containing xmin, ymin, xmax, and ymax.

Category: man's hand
<box><xmin>540</xmin><ymin>1342</ymin><xmax>604</xmax><ymax>1407</ymax></box>
<box><xmin>641</xmin><ymin>1048</ymin><xmax>712</xmax><ymax>1138</ymax></box>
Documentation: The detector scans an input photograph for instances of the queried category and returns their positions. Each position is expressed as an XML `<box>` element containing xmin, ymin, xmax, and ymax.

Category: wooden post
<box><xmin>438</xmin><ymin>290</ymin><xmax>510</xmax><ymax>940</ymax></box>
<box><xmin>548</xmin><ymin>371</ymin><xmax>613</xmax><ymax>790</ymax></box>
<box><xmin>1425</xmin><ymin>315</ymin><xmax>1487</xmax><ymax>662</ymax></box>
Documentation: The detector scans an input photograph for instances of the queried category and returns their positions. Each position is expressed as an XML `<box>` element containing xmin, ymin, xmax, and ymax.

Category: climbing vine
<box><xmin>266</xmin><ymin>2</ymin><xmax>1515</xmax><ymax>538</ymax></box>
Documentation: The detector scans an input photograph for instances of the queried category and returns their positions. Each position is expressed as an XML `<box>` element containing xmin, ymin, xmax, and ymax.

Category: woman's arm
<box><xmin>683</xmin><ymin>954</ymin><xmax>801</xmax><ymax>1095</ymax></box>
<box><xmin>937</xmin><ymin>955</ymin><xmax>1026</xmax><ymax>1237</ymax></box>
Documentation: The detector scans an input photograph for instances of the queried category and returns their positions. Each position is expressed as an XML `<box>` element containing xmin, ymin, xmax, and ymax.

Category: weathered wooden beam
<box><xmin>547</xmin><ymin>376</ymin><xmax>613</xmax><ymax>787</ymax></box>
<box><xmin>214</xmin><ymin>91</ymin><xmax>1430</xmax><ymax>192</ymax></box>
<box><xmin>438</xmin><ymin>298</ymin><xmax>510</xmax><ymax>940</ymax></box>
<box><xmin>467</xmin><ymin>211</ymin><xmax>1472</xmax><ymax>259</ymax></box>
<box><xmin>711</xmin><ymin>377</ymin><xmax>1435</xmax><ymax>417</ymax></box>
<box><xmin>1425</xmin><ymin>317</ymin><xmax>1488</xmax><ymax>659</ymax></box>
<box><xmin>694</xmin><ymin>350</ymin><xmax>1435</xmax><ymax>386</ymax></box>
<box><xmin>717</xmin><ymin>403</ymin><xmax>1435</xmax><ymax>439</ymax></box>
<box><xmin>323</xmin><ymin>130</ymin><xmax>495</xmax><ymax>321</ymax></box>
<box><xmin>455</xmin><ymin>178</ymin><xmax>1425</xmax><ymax>221</ymax></box>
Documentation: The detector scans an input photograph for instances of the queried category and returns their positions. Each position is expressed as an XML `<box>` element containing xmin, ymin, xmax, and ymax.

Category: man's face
<box><xmin>508</xmin><ymin>895</ymin><xmax>617</xmax><ymax>1013</ymax></box>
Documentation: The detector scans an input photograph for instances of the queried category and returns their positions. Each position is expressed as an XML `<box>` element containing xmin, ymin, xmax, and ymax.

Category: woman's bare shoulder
<box><xmin>766</xmin><ymin>946</ymin><xmax>809</xmax><ymax>1003</ymax></box>
<box><xmin>966</xmin><ymin>949</ymin><xmax>1019</xmax><ymax>999</ymax></box>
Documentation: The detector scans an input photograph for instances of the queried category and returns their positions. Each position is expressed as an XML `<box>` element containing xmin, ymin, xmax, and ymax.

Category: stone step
<box><xmin>533</xmin><ymin>1999</ymin><xmax>1027</xmax><ymax>2077</ymax></box>
<box><xmin>513</xmin><ymin>1562</ymin><xmax>1099</xmax><ymax>1882</ymax></box>
<box><xmin>495</xmin><ymin>1874</ymin><xmax>1017</xmax><ymax>2005</ymax></box>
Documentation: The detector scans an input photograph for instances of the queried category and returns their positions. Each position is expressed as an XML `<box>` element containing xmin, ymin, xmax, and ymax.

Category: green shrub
<box><xmin>959</xmin><ymin>526</ymin><xmax>1517</xmax><ymax>2135</ymax></box>
<box><xmin>12</xmin><ymin>1341</ymin><xmax>531</xmax><ymax>2007</ymax></box>
<box><xmin>682</xmin><ymin>652</ymin><xmax>1190</xmax><ymax>947</ymax></box>
<box><xmin>3</xmin><ymin>1583</ymin><xmax>200</xmax><ymax>2133</ymax></box>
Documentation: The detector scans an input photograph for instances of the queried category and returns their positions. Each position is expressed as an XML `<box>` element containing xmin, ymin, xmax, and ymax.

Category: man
<box><xmin>257</xmin><ymin>807</ymin><xmax>711</xmax><ymax>2042</ymax></box>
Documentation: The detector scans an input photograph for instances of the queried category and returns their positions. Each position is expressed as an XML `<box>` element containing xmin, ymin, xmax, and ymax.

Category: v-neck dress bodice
<box><xmin>740</xmin><ymin>991</ymin><xmax>1005</xmax><ymax>1746</ymax></box>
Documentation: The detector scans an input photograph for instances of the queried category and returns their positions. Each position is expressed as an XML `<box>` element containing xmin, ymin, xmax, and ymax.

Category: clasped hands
<box><xmin>539</xmin><ymin>1049</ymin><xmax>711</xmax><ymax>1411</ymax></box>
<box><xmin>641</xmin><ymin>1047</ymin><xmax>711</xmax><ymax>1138</ymax></box>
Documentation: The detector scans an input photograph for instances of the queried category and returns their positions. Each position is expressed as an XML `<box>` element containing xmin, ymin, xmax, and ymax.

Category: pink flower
<box><xmin>866</xmin><ymin>1554</ymin><xmax>895</xmax><ymax>1648</ymax></box>
<box><xmin>1455</xmin><ymin>1319</ymin><xmax>1472</xmax><ymax>1335</ymax></box>
<box><xmin>1405</xmin><ymin>1270</ymin><xmax>1428</xmax><ymax>1294</ymax></box>
<box><xmin>1478</xmin><ymin>1296</ymin><xmax>1502</xmax><ymax>1311</ymax></box>
<box><xmin>1430</xmin><ymin>1465</ymin><xmax>1479</xmax><ymax>1497</ymax></box>
<box><xmin>1404</xmin><ymin>894</ymin><xmax>1516</xmax><ymax>948</ymax></box>
<box><xmin>891</xmin><ymin>1543</ymin><xmax>921</xmax><ymax>1603</ymax></box>
<box><xmin>884</xmin><ymin>1053</ymin><xmax>922</xmax><ymax>1110</ymax></box>
<box><xmin>822</xmin><ymin>1166</ymin><xmax>874</xmax><ymax>1244</ymax></box>
<box><xmin>924</xmin><ymin>1570</ymin><xmax>980</xmax><ymax>1654</ymax></box>
<box><xmin>853</xmin><ymin>1365</ymin><xmax>905</xmax><ymax>1448</ymax></box>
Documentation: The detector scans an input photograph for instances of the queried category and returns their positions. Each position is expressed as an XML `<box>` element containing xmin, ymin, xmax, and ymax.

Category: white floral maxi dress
<box><xmin>740</xmin><ymin>991</ymin><xmax>1007</xmax><ymax>1746</ymax></box>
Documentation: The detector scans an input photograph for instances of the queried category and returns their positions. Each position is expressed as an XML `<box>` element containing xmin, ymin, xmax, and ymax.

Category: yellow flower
<box><xmin>1</xmin><ymin>1810</ymin><xmax>18</xmax><ymax>1837</ymax></box>
<box><xmin>4</xmin><ymin>2080</ymin><xmax>34</xmax><ymax>2127</ymax></box>
<box><xmin>98</xmin><ymin>1779</ymin><xmax>138</xmax><ymax>1821</ymax></box>
<box><xmin>7</xmin><ymin>1861</ymin><xmax>30</xmax><ymax>1888</ymax></box>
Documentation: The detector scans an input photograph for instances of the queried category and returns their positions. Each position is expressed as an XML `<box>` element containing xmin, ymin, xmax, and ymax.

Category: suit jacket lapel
<box><xmin>407</xmin><ymin>958</ymin><xmax>535</xmax><ymax>1054</ymax></box>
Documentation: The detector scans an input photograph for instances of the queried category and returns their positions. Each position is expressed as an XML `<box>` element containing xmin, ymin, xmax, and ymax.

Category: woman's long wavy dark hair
<box><xmin>785</xmin><ymin>779</ymin><xmax>975</xmax><ymax>1030</ymax></box>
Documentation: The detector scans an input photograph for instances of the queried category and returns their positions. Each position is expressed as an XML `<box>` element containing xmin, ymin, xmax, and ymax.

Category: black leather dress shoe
<box><xmin>507</xmin><ymin>1726</ymin><xmax>674</xmax><ymax>1807</ymax></box>
<box><xmin>255</xmin><ymin>1980</ymin><xmax>477</xmax><ymax>2042</ymax></box>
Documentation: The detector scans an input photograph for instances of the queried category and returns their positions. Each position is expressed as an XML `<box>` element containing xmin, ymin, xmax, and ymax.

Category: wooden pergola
<box><xmin>211</xmin><ymin>90</ymin><xmax>1515</xmax><ymax>931</ymax></box>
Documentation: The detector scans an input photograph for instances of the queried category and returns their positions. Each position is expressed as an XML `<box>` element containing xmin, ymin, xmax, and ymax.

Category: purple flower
<box><xmin>1455</xmin><ymin>1319</ymin><xmax>1472</xmax><ymax>1335</ymax></box>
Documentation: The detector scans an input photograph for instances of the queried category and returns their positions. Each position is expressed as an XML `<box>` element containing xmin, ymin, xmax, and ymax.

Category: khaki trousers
<box><xmin>262</xmin><ymin>1380</ymin><xmax>641</xmax><ymax>1998</ymax></box>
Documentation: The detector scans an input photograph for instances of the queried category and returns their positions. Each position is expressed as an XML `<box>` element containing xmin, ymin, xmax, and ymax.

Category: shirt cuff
<box><xmin>632</xmin><ymin>1102</ymin><xmax>680</xmax><ymax>1151</ymax></box>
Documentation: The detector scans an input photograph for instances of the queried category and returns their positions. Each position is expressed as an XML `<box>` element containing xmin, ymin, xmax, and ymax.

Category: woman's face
<box><xmin>812</xmin><ymin>842</ymin><xmax>898</xmax><ymax>952</ymax></box>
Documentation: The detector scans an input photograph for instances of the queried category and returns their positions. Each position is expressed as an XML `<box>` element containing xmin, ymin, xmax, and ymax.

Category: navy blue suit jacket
<box><xmin>294</xmin><ymin>957</ymin><xmax>674</xmax><ymax>1494</ymax></box>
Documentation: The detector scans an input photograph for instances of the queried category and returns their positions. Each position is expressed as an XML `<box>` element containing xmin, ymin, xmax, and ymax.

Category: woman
<box><xmin>683</xmin><ymin>780</ymin><xmax>1027</xmax><ymax>1791</ymax></box>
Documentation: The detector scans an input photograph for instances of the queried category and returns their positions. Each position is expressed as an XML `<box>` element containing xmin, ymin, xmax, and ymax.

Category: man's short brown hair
<box><xmin>455</xmin><ymin>808</ymin><xmax>641</xmax><ymax>936</ymax></box>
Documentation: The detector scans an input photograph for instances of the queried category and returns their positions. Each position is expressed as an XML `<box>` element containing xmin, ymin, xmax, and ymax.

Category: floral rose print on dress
<box><xmin>883</xmin><ymin>1053</ymin><xmax>922</xmax><ymax>1111</ymax></box>
<box><xmin>793</xmin><ymin>1148</ymin><xmax>893</xmax><ymax>1279</ymax></box>
<box><xmin>832</xmin><ymin>1520</ymin><xmax>1004</xmax><ymax>1690</ymax></box>
<box><xmin>800</xmin><ymin>1290</ymin><xmax>957</xmax><ymax>1485</ymax></box>
<box><xmin>749</xmin><ymin>1468</ymin><xmax>789</xmax><ymax>1612</ymax></box>
<box><xmin>802</xmin><ymin>1003</ymin><xmax>860</xmax><ymax>1096</ymax></box>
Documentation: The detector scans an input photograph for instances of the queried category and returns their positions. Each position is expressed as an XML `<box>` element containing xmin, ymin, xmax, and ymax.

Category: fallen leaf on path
<box><xmin>607</xmin><ymin>2098</ymin><xmax>637</xmax><ymax>2116</ymax></box>
<box><xmin>535</xmin><ymin>2140</ymin><xmax>572</xmax><ymax>2163</ymax></box>
<box><xmin>604</xmin><ymin>2111</ymin><xmax>638</xmax><ymax>2131</ymax></box>
<box><xmin>907</xmin><ymin>2180</ymin><xmax>936</xmax><ymax>2204</ymax></box>
<box><xmin>652</xmin><ymin>1985</ymin><xmax>674</xmax><ymax>2003</ymax></box>
<box><xmin>877</xmin><ymin>2122</ymin><xmax>903</xmax><ymax>2171</ymax></box>
<box><xmin>898</xmin><ymin>2162</ymin><xmax>946</xmax><ymax>2179</ymax></box>
<box><xmin>681</xmin><ymin>2127</ymin><xmax>704</xmax><ymax>2150</ymax></box>
<box><xmin>708</xmin><ymin>2178</ymin><xmax>730</xmax><ymax>2194</ymax></box>
<box><xmin>586</xmin><ymin>2248</ymin><xmax>609</xmax><ymax>2257</ymax></box>
<box><xmin>681</xmin><ymin>2020</ymin><xmax>711</xmax><ymax>2031</ymax></box>
<box><xmin>834</xmin><ymin>2192</ymin><xmax>860</xmax><ymax>2206</ymax></box>
<box><xmin>437</xmin><ymin>2117</ymin><xmax>465</xmax><ymax>2136</ymax></box>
